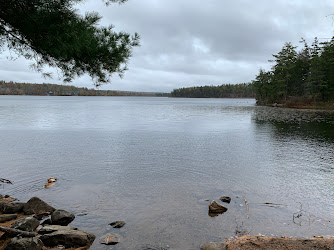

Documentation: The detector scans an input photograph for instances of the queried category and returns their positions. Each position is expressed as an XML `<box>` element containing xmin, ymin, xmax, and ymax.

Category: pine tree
<box><xmin>271</xmin><ymin>42</ymin><xmax>297</xmax><ymax>102</ymax></box>
<box><xmin>306</xmin><ymin>37</ymin><xmax>327</xmax><ymax>100</ymax></box>
<box><xmin>0</xmin><ymin>0</ymin><xmax>140</xmax><ymax>86</ymax></box>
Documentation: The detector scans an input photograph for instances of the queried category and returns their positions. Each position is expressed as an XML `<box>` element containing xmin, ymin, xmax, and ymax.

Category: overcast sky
<box><xmin>1</xmin><ymin>0</ymin><xmax>333</xmax><ymax>92</ymax></box>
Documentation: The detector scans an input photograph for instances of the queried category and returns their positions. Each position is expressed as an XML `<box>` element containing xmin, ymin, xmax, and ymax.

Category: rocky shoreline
<box><xmin>2</xmin><ymin>194</ymin><xmax>334</xmax><ymax>249</ymax></box>
<box><xmin>201</xmin><ymin>235</ymin><xmax>334</xmax><ymax>250</ymax></box>
<box><xmin>0</xmin><ymin>195</ymin><xmax>96</xmax><ymax>249</ymax></box>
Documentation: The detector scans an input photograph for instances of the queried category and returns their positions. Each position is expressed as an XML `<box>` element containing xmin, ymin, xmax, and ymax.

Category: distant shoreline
<box><xmin>0</xmin><ymin>81</ymin><xmax>169</xmax><ymax>97</ymax></box>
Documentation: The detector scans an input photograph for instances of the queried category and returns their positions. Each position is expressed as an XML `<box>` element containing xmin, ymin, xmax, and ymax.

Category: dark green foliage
<box><xmin>0</xmin><ymin>0</ymin><xmax>139</xmax><ymax>86</ymax></box>
<box><xmin>0</xmin><ymin>80</ymin><xmax>168</xmax><ymax>96</ymax></box>
<box><xmin>170</xmin><ymin>83</ymin><xmax>254</xmax><ymax>98</ymax></box>
<box><xmin>253</xmin><ymin>37</ymin><xmax>334</xmax><ymax>105</ymax></box>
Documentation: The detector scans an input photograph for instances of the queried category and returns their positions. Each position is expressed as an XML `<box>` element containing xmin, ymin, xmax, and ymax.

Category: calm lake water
<box><xmin>1</xmin><ymin>96</ymin><xmax>334</xmax><ymax>249</ymax></box>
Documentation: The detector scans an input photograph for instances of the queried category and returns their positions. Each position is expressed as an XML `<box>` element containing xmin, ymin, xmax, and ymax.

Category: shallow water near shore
<box><xmin>1</xmin><ymin>96</ymin><xmax>334</xmax><ymax>249</ymax></box>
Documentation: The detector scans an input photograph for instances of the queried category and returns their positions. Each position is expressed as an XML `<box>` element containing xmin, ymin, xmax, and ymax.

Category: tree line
<box><xmin>253</xmin><ymin>37</ymin><xmax>334</xmax><ymax>106</ymax></box>
<box><xmin>0</xmin><ymin>81</ymin><xmax>168</xmax><ymax>97</ymax></box>
<box><xmin>170</xmin><ymin>83</ymin><xmax>254</xmax><ymax>98</ymax></box>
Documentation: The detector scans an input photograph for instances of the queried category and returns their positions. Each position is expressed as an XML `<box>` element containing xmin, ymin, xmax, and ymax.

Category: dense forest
<box><xmin>253</xmin><ymin>37</ymin><xmax>334</xmax><ymax>107</ymax></box>
<box><xmin>170</xmin><ymin>83</ymin><xmax>254</xmax><ymax>98</ymax></box>
<box><xmin>0</xmin><ymin>81</ymin><xmax>168</xmax><ymax>97</ymax></box>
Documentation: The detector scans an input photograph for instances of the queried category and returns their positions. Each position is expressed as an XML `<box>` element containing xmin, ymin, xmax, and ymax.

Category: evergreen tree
<box><xmin>305</xmin><ymin>37</ymin><xmax>326</xmax><ymax>100</ymax></box>
<box><xmin>319</xmin><ymin>38</ymin><xmax>334</xmax><ymax>100</ymax></box>
<box><xmin>270</xmin><ymin>42</ymin><xmax>297</xmax><ymax>102</ymax></box>
<box><xmin>0</xmin><ymin>0</ymin><xmax>140</xmax><ymax>86</ymax></box>
<box><xmin>293</xmin><ymin>39</ymin><xmax>310</xmax><ymax>96</ymax></box>
<box><xmin>253</xmin><ymin>37</ymin><xmax>334</xmax><ymax>106</ymax></box>
<box><xmin>253</xmin><ymin>69</ymin><xmax>273</xmax><ymax>104</ymax></box>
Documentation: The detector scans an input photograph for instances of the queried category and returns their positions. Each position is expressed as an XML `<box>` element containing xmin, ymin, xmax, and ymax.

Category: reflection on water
<box><xmin>0</xmin><ymin>96</ymin><xmax>334</xmax><ymax>249</ymax></box>
<box><xmin>253</xmin><ymin>106</ymin><xmax>334</xmax><ymax>141</ymax></box>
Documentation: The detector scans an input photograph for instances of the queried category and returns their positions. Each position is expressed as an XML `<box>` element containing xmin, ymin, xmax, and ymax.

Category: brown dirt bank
<box><xmin>202</xmin><ymin>235</ymin><xmax>334</xmax><ymax>249</ymax></box>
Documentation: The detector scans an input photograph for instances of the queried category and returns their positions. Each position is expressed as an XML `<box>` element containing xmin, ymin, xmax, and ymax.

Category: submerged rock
<box><xmin>99</xmin><ymin>233</ymin><xmax>121</xmax><ymax>245</ymax></box>
<box><xmin>219</xmin><ymin>196</ymin><xmax>231</xmax><ymax>204</ymax></box>
<box><xmin>4</xmin><ymin>237</ymin><xmax>44</xmax><ymax>250</ymax></box>
<box><xmin>23</xmin><ymin>197</ymin><xmax>55</xmax><ymax>215</ymax></box>
<box><xmin>136</xmin><ymin>244</ymin><xmax>169</xmax><ymax>250</ymax></box>
<box><xmin>11</xmin><ymin>216</ymin><xmax>40</xmax><ymax>232</ymax></box>
<box><xmin>0</xmin><ymin>214</ymin><xmax>18</xmax><ymax>223</ymax></box>
<box><xmin>51</xmin><ymin>209</ymin><xmax>75</xmax><ymax>226</ymax></box>
<box><xmin>209</xmin><ymin>200</ymin><xmax>228</xmax><ymax>214</ymax></box>
<box><xmin>0</xmin><ymin>195</ymin><xmax>16</xmax><ymax>203</ymax></box>
<box><xmin>109</xmin><ymin>221</ymin><xmax>125</xmax><ymax>228</ymax></box>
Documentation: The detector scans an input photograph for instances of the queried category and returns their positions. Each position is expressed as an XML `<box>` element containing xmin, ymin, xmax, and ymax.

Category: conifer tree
<box><xmin>0</xmin><ymin>0</ymin><xmax>140</xmax><ymax>86</ymax></box>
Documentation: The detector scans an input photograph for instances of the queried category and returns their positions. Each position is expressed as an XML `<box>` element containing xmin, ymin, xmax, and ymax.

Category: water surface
<box><xmin>1</xmin><ymin>96</ymin><xmax>334</xmax><ymax>249</ymax></box>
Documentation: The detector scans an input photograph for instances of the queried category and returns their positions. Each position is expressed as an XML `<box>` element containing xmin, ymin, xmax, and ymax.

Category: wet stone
<box><xmin>51</xmin><ymin>209</ymin><xmax>75</xmax><ymax>226</ymax></box>
<box><xmin>3</xmin><ymin>237</ymin><xmax>44</xmax><ymax>250</ymax></box>
<box><xmin>109</xmin><ymin>221</ymin><xmax>125</xmax><ymax>228</ymax></box>
<box><xmin>23</xmin><ymin>197</ymin><xmax>55</xmax><ymax>215</ymax></box>
<box><xmin>99</xmin><ymin>233</ymin><xmax>121</xmax><ymax>245</ymax></box>
<box><xmin>11</xmin><ymin>216</ymin><xmax>40</xmax><ymax>232</ymax></box>
<box><xmin>220</xmin><ymin>196</ymin><xmax>231</xmax><ymax>203</ymax></box>
<box><xmin>209</xmin><ymin>200</ymin><xmax>228</xmax><ymax>214</ymax></box>
<box><xmin>2</xmin><ymin>202</ymin><xmax>25</xmax><ymax>214</ymax></box>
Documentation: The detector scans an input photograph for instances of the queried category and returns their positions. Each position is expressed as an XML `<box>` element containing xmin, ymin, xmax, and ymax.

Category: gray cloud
<box><xmin>1</xmin><ymin>0</ymin><xmax>333</xmax><ymax>92</ymax></box>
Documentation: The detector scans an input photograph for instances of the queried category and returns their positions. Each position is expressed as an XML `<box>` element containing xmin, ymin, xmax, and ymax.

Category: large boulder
<box><xmin>11</xmin><ymin>216</ymin><xmax>40</xmax><ymax>232</ymax></box>
<box><xmin>208</xmin><ymin>200</ymin><xmax>228</xmax><ymax>213</ymax></box>
<box><xmin>2</xmin><ymin>202</ymin><xmax>25</xmax><ymax>214</ymax></box>
<box><xmin>3</xmin><ymin>237</ymin><xmax>44</xmax><ymax>250</ymax></box>
<box><xmin>23</xmin><ymin>197</ymin><xmax>55</xmax><ymax>215</ymax></box>
<box><xmin>40</xmin><ymin>227</ymin><xmax>95</xmax><ymax>248</ymax></box>
<box><xmin>51</xmin><ymin>209</ymin><xmax>75</xmax><ymax>226</ymax></box>
<box><xmin>0</xmin><ymin>214</ymin><xmax>18</xmax><ymax>223</ymax></box>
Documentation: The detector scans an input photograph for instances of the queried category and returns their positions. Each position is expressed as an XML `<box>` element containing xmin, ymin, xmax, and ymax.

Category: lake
<box><xmin>1</xmin><ymin>96</ymin><xmax>334</xmax><ymax>249</ymax></box>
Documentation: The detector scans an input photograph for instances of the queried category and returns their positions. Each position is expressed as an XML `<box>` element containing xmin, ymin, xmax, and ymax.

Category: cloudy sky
<box><xmin>1</xmin><ymin>0</ymin><xmax>333</xmax><ymax>92</ymax></box>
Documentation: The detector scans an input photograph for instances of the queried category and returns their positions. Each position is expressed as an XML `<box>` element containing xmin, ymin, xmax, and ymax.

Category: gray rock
<box><xmin>40</xmin><ymin>229</ymin><xmax>95</xmax><ymax>248</ymax></box>
<box><xmin>23</xmin><ymin>197</ymin><xmax>55</xmax><ymax>215</ymax></box>
<box><xmin>51</xmin><ymin>209</ymin><xmax>75</xmax><ymax>226</ymax></box>
<box><xmin>33</xmin><ymin>211</ymin><xmax>51</xmax><ymax>220</ymax></box>
<box><xmin>3</xmin><ymin>237</ymin><xmax>44</xmax><ymax>250</ymax></box>
<box><xmin>38</xmin><ymin>225</ymin><xmax>78</xmax><ymax>234</ymax></box>
<box><xmin>99</xmin><ymin>233</ymin><xmax>121</xmax><ymax>245</ymax></box>
<box><xmin>2</xmin><ymin>202</ymin><xmax>25</xmax><ymax>214</ymax></box>
<box><xmin>0</xmin><ymin>201</ymin><xmax>5</xmax><ymax>212</ymax></box>
<box><xmin>208</xmin><ymin>200</ymin><xmax>228</xmax><ymax>213</ymax></box>
<box><xmin>109</xmin><ymin>220</ymin><xmax>125</xmax><ymax>228</ymax></box>
<box><xmin>219</xmin><ymin>196</ymin><xmax>231</xmax><ymax>203</ymax></box>
<box><xmin>0</xmin><ymin>214</ymin><xmax>18</xmax><ymax>223</ymax></box>
<box><xmin>201</xmin><ymin>242</ymin><xmax>227</xmax><ymax>250</ymax></box>
<box><xmin>11</xmin><ymin>216</ymin><xmax>40</xmax><ymax>232</ymax></box>
<box><xmin>41</xmin><ymin>218</ymin><xmax>52</xmax><ymax>225</ymax></box>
